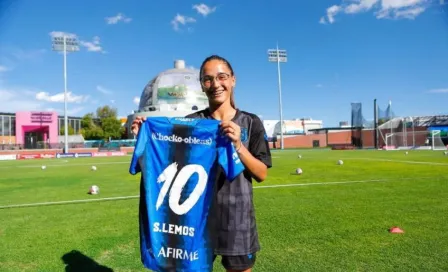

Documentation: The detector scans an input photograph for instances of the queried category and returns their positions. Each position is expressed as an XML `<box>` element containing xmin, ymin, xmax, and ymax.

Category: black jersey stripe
<box><xmin>165</xmin><ymin>123</ymin><xmax>193</xmax><ymax>269</ymax></box>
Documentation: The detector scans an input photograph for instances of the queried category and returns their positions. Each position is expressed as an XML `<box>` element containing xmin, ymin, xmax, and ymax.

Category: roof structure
<box><xmin>378</xmin><ymin>115</ymin><xmax>448</xmax><ymax>129</ymax></box>
<box><xmin>137</xmin><ymin>60</ymin><xmax>208</xmax><ymax>113</ymax></box>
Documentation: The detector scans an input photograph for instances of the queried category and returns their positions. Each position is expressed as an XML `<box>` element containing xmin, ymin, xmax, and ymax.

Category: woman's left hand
<box><xmin>220</xmin><ymin>121</ymin><xmax>242</xmax><ymax>150</ymax></box>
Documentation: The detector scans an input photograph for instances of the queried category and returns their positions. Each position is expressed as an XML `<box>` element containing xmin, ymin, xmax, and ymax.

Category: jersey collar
<box><xmin>205</xmin><ymin>107</ymin><xmax>240</xmax><ymax>122</ymax></box>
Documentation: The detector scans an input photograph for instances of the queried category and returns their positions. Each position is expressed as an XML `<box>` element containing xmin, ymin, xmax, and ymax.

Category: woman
<box><xmin>131</xmin><ymin>55</ymin><xmax>272</xmax><ymax>272</ymax></box>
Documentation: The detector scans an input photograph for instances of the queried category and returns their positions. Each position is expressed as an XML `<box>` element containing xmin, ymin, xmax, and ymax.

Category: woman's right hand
<box><xmin>131</xmin><ymin>116</ymin><xmax>146</xmax><ymax>136</ymax></box>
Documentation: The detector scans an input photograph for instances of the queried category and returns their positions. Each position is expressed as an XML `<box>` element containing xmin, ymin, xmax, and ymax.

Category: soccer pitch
<box><xmin>1</xmin><ymin>149</ymin><xmax>447</xmax><ymax>271</ymax></box>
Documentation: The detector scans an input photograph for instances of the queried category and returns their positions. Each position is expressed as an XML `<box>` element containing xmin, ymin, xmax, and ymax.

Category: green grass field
<box><xmin>1</xmin><ymin>149</ymin><xmax>447</xmax><ymax>272</ymax></box>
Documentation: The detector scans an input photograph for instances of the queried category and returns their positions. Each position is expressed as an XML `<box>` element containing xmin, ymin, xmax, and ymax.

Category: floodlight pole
<box><xmin>409</xmin><ymin>116</ymin><xmax>415</xmax><ymax>147</ymax></box>
<box><xmin>389</xmin><ymin>100</ymin><xmax>392</xmax><ymax>137</ymax></box>
<box><xmin>52</xmin><ymin>35</ymin><xmax>79</xmax><ymax>153</ymax></box>
<box><xmin>63</xmin><ymin>36</ymin><xmax>68</xmax><ymax>154</ymax></box>
<box><xmin>268</xmin><ymin>44</ymin><xmax>287</xmax><ymax>150</ymax></box>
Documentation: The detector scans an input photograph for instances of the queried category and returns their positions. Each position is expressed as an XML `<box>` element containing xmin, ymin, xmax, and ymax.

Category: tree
<box><xmin>80</xmin><ymin>105</ymin><xmax>124</xmax><ymax>141</ymax></box>
<box><xmin>60</xmin><ymin>125</ymin><xmax>75</xmax><ymax>135</ymax></box>
<box><xmin>81</xmin><ymin>125</ymin><xmax>104</xmax><ymax>140</ymax></box>
<box><xmin>102</xmin><ymin>117</ymin><xmax>123</xmax><ymax>140</ymax></box>
<box><xmin>96</xmin><ymin>105</ymin><xmax>118</xmax><ymax>120</ymax></box>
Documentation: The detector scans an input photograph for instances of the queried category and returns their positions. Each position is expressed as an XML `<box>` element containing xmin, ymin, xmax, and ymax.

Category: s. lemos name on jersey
<box><xmin>130</xmin><ymin>117</ymin><xmax>244</xmax><ymax>272</ymax></box>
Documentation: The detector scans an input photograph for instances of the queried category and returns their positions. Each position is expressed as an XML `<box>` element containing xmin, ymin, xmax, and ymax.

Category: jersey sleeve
<box><xmin>249</xmin><ymin>117</ymin><xmax>272</xmax><ymax>168</ymax></box>
<box><xmin>217</xmin><ymin>136</ymin><xmax>245</xmax><ymax>181</ymax></box>
<box><xmin>129</xmin><ymin>121</ymin><xmax>149</xmax><ymax>175</ymax></box>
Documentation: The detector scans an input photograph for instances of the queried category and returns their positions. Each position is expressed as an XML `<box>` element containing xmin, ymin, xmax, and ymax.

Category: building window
<box><xmin>76</xmin><ymin>119</ymin><xmax>81</xmax><ymax>134</ymax></box>
<box><xmin>59</xmin><ymin>118</ymin><xmax>64</xmax><ymax>135</ymax></box>
<box><xmin>70</xmin><ymin>119</ymin><xmax>75</xmax><ymax>132</ymax></box>
<box><xmin>11</xmin><ymin>117</ymin><xmax>16</xmax><ymax>136</ymax></box>
<box><xmin>3</xmin><ymin>116</ymin><xmax>10</xmax><ymax>136</ymax></box>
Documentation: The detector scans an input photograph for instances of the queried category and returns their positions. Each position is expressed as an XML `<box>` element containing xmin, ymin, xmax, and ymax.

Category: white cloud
<box><xmin>381</xmin><ymin>0</ymin><xmax>423</xmax><ymax>9</ymax></box>
<box><xmin>46</xmin><ymin>106</ymin><xmax>84</xmax><ymax>115</ymax></box>
<box><xmin>193</xmin><ymin>4</ymin><xmax>217</xmax><ymax>17</ymax></box>
<box><xmin>49</xmin><ymin>32</ymin><xmax>105</xmax><ymax>53</ymax></box>
<box><xmin>96</xmin><ymin>85</ymin><xmax>112</xmax><ymax>95</ymax></box>
<box><xmin>0</xmin><ymin>79</ymin><xmax>88</xmax><ymax>115</ymax></box>
<box><xmin>171</xmin><ymin>14</ymin><xmax>196</xmax><ymax>31</ymax></box>
<box><xmin>133</xmin><ymin>96</ymin><xmax>140</xmax><ymax>105</ymax></box>
<box><xmin>0</xmin><ymin>88</ymin><xmax>44</xmax><ymax>112</ymax></box>
<box><xmin>35</xmin><ymin>91</ymin><xmax>88</xmax><ymax>103</ymax></box>
<box><xmin>345</xmin><ymin>0</ymin><xmax>378</xmax><ymax>14</ymax></box>
<box><xmin>105</xmin><ymin>13</ymin><xmax>132</xmax><ymax>24</ymax></box>
<box><xmin>79</xmin><ymin>36</ymin><xmax>105</xmax><ymax>53</ymax></box>
<box><xmin>426</xmin><ymin>88</ymin><xmax>448</xmax><ymax>93</ymax></box>
<box><xmin>377</xmin><ymin>5</ymin><xmax>425</xmax><ymax>19</ymax></box>
<box><xmin>326</xmin><ymin>5</ymin><xmax>342</xmax><ymax>24</ymax></box>
<box><xmin>319</xmin><ymin>17</ymin><xmax>327</xmax><ymax>24</ymax></box>
<box><xmin>320</xmin><ymin>0</ymin><xmax>428</xmax><ymax>24</ymax></box>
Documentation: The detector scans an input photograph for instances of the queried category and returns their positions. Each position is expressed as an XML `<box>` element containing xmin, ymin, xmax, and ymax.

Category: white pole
<box><xmin>402</xmin><ymin>118</ymin><xmax>406</xmax><ymax>147</ymax></box>
<box><xmin>276</xmin><ymin>43</ymin><xmax>284</xmax><ymax>150</ymax></box>
<box><xmin>432</xmin><ymin>131</ymin><xmax>434</xmax><ymax>150</ymax></box>
<box><xmin>63</xmin><ymin>35</ymin><xmax>69</xmax><ymax>153</ymax></box>
<box><xmin>389</xmin><ymin>100</ymin><xmax>392</xmax><ymax>137</ymax></box>
<box><xmin>412</xmin><ymin>121</ymin><xmax>415</xmax><ymax>147</ymax></box>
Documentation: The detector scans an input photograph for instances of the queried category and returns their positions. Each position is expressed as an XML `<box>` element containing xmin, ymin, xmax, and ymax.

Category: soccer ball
<box><xmin>91</xmin><ymin>166</ymin><xmax>97</xmax><ymax>171</ymax></box>
<box><xmin>405</xmin><ymin>151</ymin><xmax>408</xmax><ymax>155</ymax></box>
<box><xmin>444</xmin><ymin>151</ymin><xmax>448</xmax><ymax>155</ymax></box>
<box><xmin>41</xmin><ymin>165</ymin><xmax>46</xmax><ymax>170</ymax></box>
<box><xmin>295</xmin><ymin>168</ymin><xmax>303</xmax><ymax>175</ymax></box>
<box><xmin>337</xmin><ymin>160</ymin><xmax>344</xmax><ymax>165</ymax></box>
<box><xmin>298</xmin><ymin>155</ymin><xmax>302</xmax><ymax>159</ymax></box>
<box><xmin>89</xmin><ymin>185</ymin><xmax>100</xmax><ymax>195</ymax></box>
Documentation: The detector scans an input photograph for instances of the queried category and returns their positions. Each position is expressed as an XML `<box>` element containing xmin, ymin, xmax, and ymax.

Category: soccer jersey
<box><xmin>129</xmin><ymin>117</ymin><xmax>245</xmax><ymax>272</ymax></box>
<box><xmin>186</xmin><ymin>109</ymin><xmax>272</xmax><ymax>256</ymax></box>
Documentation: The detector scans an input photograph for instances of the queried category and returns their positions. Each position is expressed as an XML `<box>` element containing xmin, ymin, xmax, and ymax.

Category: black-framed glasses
<box><xmin>200</xmin><ymin>73</ymin><xmax>231</xmax><ymax>88</ymax></box>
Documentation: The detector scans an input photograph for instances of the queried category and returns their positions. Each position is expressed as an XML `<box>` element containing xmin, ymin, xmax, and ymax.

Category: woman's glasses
<box><xmin>200</xmin><ymin>73</ymin><xmax>231</xmax><ymax>88</ymax></box>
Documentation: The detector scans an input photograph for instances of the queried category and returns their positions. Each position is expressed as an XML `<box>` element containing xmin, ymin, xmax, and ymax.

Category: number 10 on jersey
<box><xmin>156</xmin><ymin>162</ymin><xmax>208</xmax><ymax>215</ymax></box>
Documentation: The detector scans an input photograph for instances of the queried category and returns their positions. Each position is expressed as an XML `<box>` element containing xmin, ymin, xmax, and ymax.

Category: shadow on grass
<box><xmin>62</xmin><ymin>250</ymin><xmax>114</xmax><ymax>272</ymax></box>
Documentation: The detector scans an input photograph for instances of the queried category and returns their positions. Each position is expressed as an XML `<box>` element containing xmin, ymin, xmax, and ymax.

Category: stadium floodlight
<box><xmin>268</xmin><ymin>44</ymin><xmax>287</xmax><ymax>150</ymax></box>
<box><xmin>52</xmin><ymin>35</ymin><xmax>79</xmax><ymax>154</ymax></box>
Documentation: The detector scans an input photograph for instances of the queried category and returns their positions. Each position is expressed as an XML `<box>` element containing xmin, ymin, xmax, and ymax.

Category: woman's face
<box><xmin>200</xmin><ymin>59</ymin><xmax>235</xmax><ymax>106</ymax></box>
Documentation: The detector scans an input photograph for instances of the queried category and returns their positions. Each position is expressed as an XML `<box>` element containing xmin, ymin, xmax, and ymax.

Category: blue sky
<box><xmin>0</xmin><ymin>0</ymin><xmax>447</xmax><ymax>127</ymax></box>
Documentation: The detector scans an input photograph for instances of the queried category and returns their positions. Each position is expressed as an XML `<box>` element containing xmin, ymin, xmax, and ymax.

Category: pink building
<box><xmin>15</xmin><ymin>111</ymin><xmax>59</xmax><ymax>146</ymax></box>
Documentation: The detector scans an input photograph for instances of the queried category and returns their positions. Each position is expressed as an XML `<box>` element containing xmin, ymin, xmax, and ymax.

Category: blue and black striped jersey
<box><xmin>129</xmin><ymin>116</ymin><xmax>245</xmax><ymax>272</ymax></box>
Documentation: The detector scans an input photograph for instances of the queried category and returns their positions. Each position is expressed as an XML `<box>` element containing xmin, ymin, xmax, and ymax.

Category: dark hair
<box><xmin>199</xmin><ymin>55</ymin><xmax>236</xmax><ymax>109</ymax></box>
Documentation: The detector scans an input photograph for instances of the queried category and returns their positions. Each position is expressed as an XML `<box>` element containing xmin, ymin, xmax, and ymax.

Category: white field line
<box><xmin>0</xmin><ymin>195</ymin><xmax>139</xmax><ymax>209</ymax></box>
<box><xmin>253</xmin><ymin>176</ymin><xmax>437</xmax><ymax>189</ymax></box>
<box><xmin>0</xmin><ymin>176</ymin><xmax>436</xmax><ymax>210</ymax></box>
<box><xmin>0</xmin><ymin>161</ymin><xmax>129</xmax><ymax>169</ymax></box>
<box><xmin>346</xmin><ymin>158</ymin><xmax>448</xmax><ymax>166</ymax></box>
<box><xmin>0</xmin><ymin>154</ymin><xmax>444</xmax><ymax>169</ymax></box>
